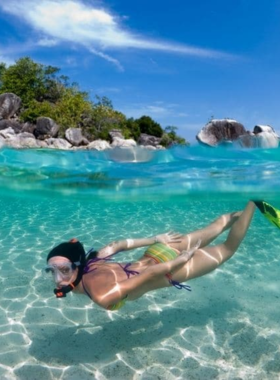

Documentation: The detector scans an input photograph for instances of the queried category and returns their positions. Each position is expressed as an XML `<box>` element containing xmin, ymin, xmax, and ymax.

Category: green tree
<box><xmin>0</xmin><ymin>63</ymin><xmax>6</xmax><ymax>88</ymax></box>
<box><xmin>164</xmin><ymin>125</ymin><xmax>178</xmax><ymax>139</ymax></box>
<box><xmin>161</xmin><ymin>125</ymin><xmax>188</xmax><ymax>147</ymax></box>
<box><xmin>122</xmin><ymin>118</ymin><xmax>141</xmax><ymax>140</ymax></box>
<box><xmin>88</xmin><ymin>105</ymin><xmax>127</xmax><ymax>140</ymax></box>
<box><xmin>0</xmin><ymin>57</ymin><xmax>50</xmax><ymax>105</ymax></box>
<box><xmin>43</xmin><ymin>65</ymin><xmax>68</xmax><ymax>103</ymax></box>
<box><xmin>95</xmin><ymin>95</ymin><xmax>113</xmax><ymax>109</ymax></box>
<box><xmin>50</xmin><ymin>88</ymin><xmax>93</xmax><ymax>134</ymax></box>
<box><xmin>20</xmin><ymin>100</ymin><xmax>54</xmax><ymax>122</ymax></box>
<box><xmin>20</xmin><ymin>86</ymin><xmax>93</xmax><ymax>130</ymax></box>
<box><xmin>0</xmin><ymin>57</ymin><xmax>69</xmax><ymax>106</ymax></box>
<box><xmin>135</xmin><ymin>115</ymin><xmax>163</xmax><ymax>137</ymax></box>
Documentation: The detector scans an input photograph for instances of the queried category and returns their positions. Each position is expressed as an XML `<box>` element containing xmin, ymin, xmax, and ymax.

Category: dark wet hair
<box><xmin>47</xmin><ymin>238</ymin><xmax>86</xmax><ymax>265</ymax></box>
<box><xmin>85</xmin><ymin>248</ymin><xmax>98</xmax><ymax>261</ymax></box>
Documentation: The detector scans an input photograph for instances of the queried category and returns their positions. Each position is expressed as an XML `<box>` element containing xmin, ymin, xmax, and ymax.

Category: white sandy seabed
<box><xmin>0</xmin><ymin>198</ymin><xmax>280</xmax><ymax>380</ymax></box>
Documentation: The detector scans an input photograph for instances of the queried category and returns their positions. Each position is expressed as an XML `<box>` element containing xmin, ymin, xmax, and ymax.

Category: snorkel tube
<box><xmin>47</xmin><ymin>239</ymin><xmax>86</xmax><ymax>298</ymax></box>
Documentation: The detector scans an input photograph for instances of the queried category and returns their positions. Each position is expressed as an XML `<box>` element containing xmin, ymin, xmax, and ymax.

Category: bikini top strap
<box><xmin>83</xmin><ymin>256</ymin><xmax>113</xmax><ymax>274</ymax></box>
<box><xmin>120</xmin><ymin>263</ymin><xmax>140</xmax><ymax>278</ymax></box>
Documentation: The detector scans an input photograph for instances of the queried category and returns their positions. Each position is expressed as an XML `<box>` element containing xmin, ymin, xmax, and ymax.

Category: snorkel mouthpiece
<box><xmin>54</xmin><ymin>283</ymin><xmax>75</xmax><ymax>298</ymax></box>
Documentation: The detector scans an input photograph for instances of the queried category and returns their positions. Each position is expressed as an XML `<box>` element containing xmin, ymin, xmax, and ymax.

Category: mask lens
<box><xmin>43</xmin><ymin>262</ymin><xmax>76</xmax><ymax>281</ymax></box>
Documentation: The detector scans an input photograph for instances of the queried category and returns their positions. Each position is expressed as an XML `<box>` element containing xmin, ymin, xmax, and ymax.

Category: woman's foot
<box><xmin>180</xmin><ymin>239</ymin><xmax>201</xmax><ymax>261</ymax></box>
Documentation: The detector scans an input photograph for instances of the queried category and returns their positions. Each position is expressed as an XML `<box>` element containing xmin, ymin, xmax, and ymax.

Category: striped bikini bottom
<box><xmin>144</xmin><ymin>242</ymin><xmax>179</xmax><ymax>264</ymax></box>
<box><xmin>144</xmin><ymin>243</ymin><xmax>191</xmax><ymax>291</ymax></box>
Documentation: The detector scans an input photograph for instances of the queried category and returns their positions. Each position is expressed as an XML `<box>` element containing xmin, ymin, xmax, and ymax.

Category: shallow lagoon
<box><xmin>0</xmin><ymin>146</ymin><xmax>280</xmax><ymax>380</ymax></box>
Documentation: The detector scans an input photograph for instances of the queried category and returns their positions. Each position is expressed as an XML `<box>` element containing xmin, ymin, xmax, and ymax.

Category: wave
<box><xmin>1</xmin><ymin>145</ymin><xmax>280</xmax><ymax>199</ymax></box>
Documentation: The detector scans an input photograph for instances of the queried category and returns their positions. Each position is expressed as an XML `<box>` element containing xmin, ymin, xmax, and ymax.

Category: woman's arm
<box><xmin>97</xmin><ymin>231</ymin><xmax>183</xmax><ymax>258</ymax></box>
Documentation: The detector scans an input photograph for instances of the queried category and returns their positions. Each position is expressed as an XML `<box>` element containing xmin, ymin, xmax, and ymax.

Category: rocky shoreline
<box><xmin>0</xmin><ymin>123</ymin><xmax>166</xmax><ymax>151</ymax></box>
<box><xmin>0</xmin><ymin>93</ymin><xmax>166</xmax><ymax>151</ymax></box>
<box><xmin>0</xmin><ymin>92</ymin><xmax>279</xmax><ymax>150</ymax></box>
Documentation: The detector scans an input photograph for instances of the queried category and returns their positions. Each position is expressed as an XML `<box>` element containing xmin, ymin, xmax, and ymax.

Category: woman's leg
<box><xmin>126</xmin><ymin>202</ymin><xmax>256</xmax><ymax>299</ymax></box>
<box><xmin>169</xmin><ymin>210</ymin><xmax>242</xmax><ymax>252</ymax></box>
<box><xmin>172</xmin><ymin>201</ymin><xmax>256</xmax><ymax>281</ymax></box>
<box><xmin>117</xmin><ymin>202</ymin><xmax>256</xmax><ymax>302</ymax></box>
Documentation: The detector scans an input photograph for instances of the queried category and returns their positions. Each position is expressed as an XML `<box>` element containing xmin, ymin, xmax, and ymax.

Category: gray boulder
<box><xmin>109</xmin><ymin>129</ymin><xmax>124</xmax><ymax>141</ymax></box>
<box><xmin>21</xmin><ymin>122</ymin><xmax>36</xmax><ymax>134</ymax></box>
<box><xmin>65</xmin><ymin>128</ymin><xmax>89</xmax><ymax>146</ymax></box>
<box><xmin>0</xmin><ymin>135</ymin><xmax>4</xmax><ymax>147</ymax></box>
<box><xmin>2</xmin><ymin>137</ymin><xmax>22</xmax><ymax>149</ymax></box>
<box><xmin>139</xmin><ymin>144</ymin><xmax>156</xmax><ymax>150</ymax></box>
<box><xmin>16</xmin><ymin>132</ymin><xmax>39</xmax><ymax>148</ymax></box>
<box><xmin>45</xmin><ymin>138</ymin><xmax>72</xmax><ymax>150</ymax></box>
<box><xmin>87</xmin><ymin>139</ymin><xmax>111</xmax><ymax>151</ymax></box>
<box><xmin>111</xmin><ymin>137</ymin><xmax>137</xmax><ymax>148</ymax></box>
<box><xmin>253</xmin><ymin>125</ymin><xmax>277</xmax><ymax>135</ymax></box>
<box><xmin>36</xmin><ymin>140</ymin><xmax>48</xmax><ymax>148</ymax></box>
<box><xmin>0</xmin><ymin>130</ymin><xmax>39</xmax><ymax>149</ymax></box>
<box><xmin>196</xmin><ymin>119</ymin><xmax>246</xmax><ymax>146</ymax></box>
<box><xmin>0</xmin><ymin>127</ymin><xmax>16</xmax><ymax>139</ymax></box>
<box><xmin>137</xmin><ymin>133</ymin><xmax>162</xmax><ymax>147</ymax></box>
<box><xmin>0</xmin><ymin>119</ymin><xmax>22</xmax><ymax>133</ymax></box>
<box><xmin>0</xmin><ymin>93</ymin><xmax>21</xmax><ymax>120</ymax></box>
<box><xmin>34</xmin><ymin>117</ymin><xmax>60</xmax><ymax>139</ymax></box>
<box><xmin>237</xmin><ymin>125</ymin><xmax>279</xmax><ymax>148</ymax></box>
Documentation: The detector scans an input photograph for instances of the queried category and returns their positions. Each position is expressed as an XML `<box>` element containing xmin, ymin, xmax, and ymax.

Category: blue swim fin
<box><xmin>253</xmin><ymin>200</ymin><xmax>280</xmax><ymax>229</ymax></box>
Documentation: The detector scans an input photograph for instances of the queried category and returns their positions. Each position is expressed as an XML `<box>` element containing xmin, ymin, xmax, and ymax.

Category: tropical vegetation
<box><xmin>0</xmin><ymin>57</ymin><xmax>187</xmax><ymax>146</ymax></box>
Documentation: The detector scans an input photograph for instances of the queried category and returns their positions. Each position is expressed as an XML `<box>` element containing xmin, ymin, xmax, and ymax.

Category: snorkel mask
<box><xmin>46</xmin><ymin>239</ymin><xmax>86</xmax><ymax>298</ymax></box>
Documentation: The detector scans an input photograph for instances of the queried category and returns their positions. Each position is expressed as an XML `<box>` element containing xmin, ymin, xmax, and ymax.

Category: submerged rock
<box><xmin>106</xmin><ymin>146</ymin><xmax>155</xmax><ymax>162</ymax></box>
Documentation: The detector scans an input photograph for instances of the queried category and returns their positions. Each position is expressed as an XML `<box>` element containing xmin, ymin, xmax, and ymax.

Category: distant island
<box><xmin>0</xmin><ymin>57</ymin><xmax>187</xmax><ymax>150</ymax></box>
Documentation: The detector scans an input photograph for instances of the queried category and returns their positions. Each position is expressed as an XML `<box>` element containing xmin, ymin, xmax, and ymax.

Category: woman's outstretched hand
<box><xmin>181</xmin><ymin>239</ymin><xmax>202</xmax><ymax>261</ymax></box>
<box><xmin>155</xmin><ymin>231</ymin><xmax>183</xmax><ymax>244</ymax></box>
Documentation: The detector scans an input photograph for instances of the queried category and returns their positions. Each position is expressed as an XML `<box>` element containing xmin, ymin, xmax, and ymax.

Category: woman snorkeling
<box><xmin>44</xmin><ymin>200</ymin><xmax>279</xmax><ymax>311</ymax></box>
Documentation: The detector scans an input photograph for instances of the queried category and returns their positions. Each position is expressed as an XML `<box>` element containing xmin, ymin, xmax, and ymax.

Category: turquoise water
<box><xmin>0</xmin><ymin>145</ymin><xmax>280</xmax><ymax>380</ymax></box>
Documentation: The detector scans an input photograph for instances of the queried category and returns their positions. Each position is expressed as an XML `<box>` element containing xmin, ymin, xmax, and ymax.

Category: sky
<box><xmin>0</xmin><ymin>0</ymin><xmax>279</xmax><ymax>142</ymax></box>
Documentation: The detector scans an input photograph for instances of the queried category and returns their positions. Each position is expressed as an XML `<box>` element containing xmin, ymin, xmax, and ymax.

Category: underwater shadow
<box><xmin>29</xmin><ymin>297</ymin><xmax>238</xmax><ymax>365</ymax></box>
